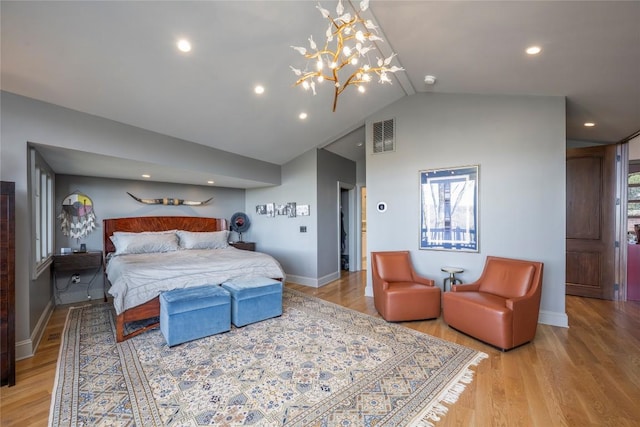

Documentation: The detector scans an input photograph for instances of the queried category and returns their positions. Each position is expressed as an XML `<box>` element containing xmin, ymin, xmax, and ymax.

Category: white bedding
<box><xmin>106</xmin><ymin>247</ymin><xmax>285</xmax><ymax>314</ymax></box>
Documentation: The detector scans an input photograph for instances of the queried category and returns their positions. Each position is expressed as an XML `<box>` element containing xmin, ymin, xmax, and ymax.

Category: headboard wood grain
<box><xmin>103</xmin><ymin>216</ymin><xmax>228</xmax><ymax>254</ymax></box>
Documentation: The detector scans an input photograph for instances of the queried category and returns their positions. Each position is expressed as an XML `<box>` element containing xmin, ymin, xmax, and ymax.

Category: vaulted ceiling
<box><xmin>2</xmin><ymin>1</ymin><xmax>639</xmax><ymax>184</ymax></box>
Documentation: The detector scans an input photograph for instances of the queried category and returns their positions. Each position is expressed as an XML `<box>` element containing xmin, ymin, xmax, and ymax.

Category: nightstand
<box><xmin>230</xmin><ymin>241</ymin><xmax>256</xmax><ymax>251</ymax></box>
<box><xmin>52</xmin><ymin>251</ymin><xmax>104</xmax><ymax>302</ymax></box>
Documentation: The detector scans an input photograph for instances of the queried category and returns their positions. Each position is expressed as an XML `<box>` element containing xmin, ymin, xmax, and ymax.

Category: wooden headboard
<box><xmin>103</xmin><ymin>216</ymin><xmax>228</xmax><ymax>255</ymax></box>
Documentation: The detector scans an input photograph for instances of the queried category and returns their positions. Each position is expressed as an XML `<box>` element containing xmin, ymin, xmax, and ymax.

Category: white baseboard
<box><xmin>285</xmin><ymin>274</ymin><xmax>320</xmax><ymax>288</ymax></box>
<box><xmin>286</xmin><ymin>271</ymin><xmax>341</xmax><ymax>288</ymax></box>
<box><xmin>538</xmin><ymin>309</ymin><xmax>569</xmax><ymax>328</ymax></box>
<box><xmin>16</xmin><ymin>299</ymin><xmax>55</xmax><ymax>361</ymax></box>
<box><xmin>15</xmin><ymin>339</ymin><xmax>33</xmax><ymax>361</ymax></box>
<box><xmin>364</xmin><ymin>285</ymin><xmax>374</xmax><ymax>298</ymax></box>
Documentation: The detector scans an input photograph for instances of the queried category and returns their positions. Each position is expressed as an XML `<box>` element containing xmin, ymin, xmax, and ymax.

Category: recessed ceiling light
<box><xmin>299</xmin><ymin>112</ymin><xmax>308</xmax><ymax>120</ymax></box>
<box><xmin>141</xmin><ymin>174</ymin><xmax>151</xmax><ymax>178</ymax></box>
<box><xmin>254</xmin><ymin>85</ymin><xmax>265</xmax><ymax>95</ymax></box>
<box><xmin>356</xmin><ymin>142</ymin><xmax>363</xmax><ymax>147</ymax></box>
<box><xmin>526</xmin><ymin>46</ymin><xmax>541</xmax><ymax>55</ymax></box>
<box><xmin>177</xmin><ymin>39</ymin><xmax>191</xmax><ymax>53</ymax></box>
<box><xmin>207</xmin><ymin>180</ymin><xmax>214</xmax><ymax>184</ymax></box>
<box><xmin>584</xmin><ymin>122</ymin><xmax>596</xmax><ymax>127</ymax></box>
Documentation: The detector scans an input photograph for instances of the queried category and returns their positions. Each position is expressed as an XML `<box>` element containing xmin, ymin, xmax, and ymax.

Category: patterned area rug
<box><xmin>49</xmin><ymin>288</ymin><xmax>487</xmax><ymax>426</ymax></box>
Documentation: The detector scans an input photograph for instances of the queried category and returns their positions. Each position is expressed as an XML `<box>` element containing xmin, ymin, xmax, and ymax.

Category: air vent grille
<box><xmin>373</xmin><ymin>119</ymin><xmax>395</xmax><ymax>153</ymax></box>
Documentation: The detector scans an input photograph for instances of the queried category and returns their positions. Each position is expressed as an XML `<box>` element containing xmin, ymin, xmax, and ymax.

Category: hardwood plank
<box><xmin>2</xmin><ymin>272</ymin><xmax>640</xmax><ymax>426</ymax></box>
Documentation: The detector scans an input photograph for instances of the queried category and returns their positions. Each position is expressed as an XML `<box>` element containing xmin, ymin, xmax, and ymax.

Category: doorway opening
<box><xmin>626</xmin><ymin>148</ymin><xmax>640</xmax><ymax>301</ymax></box>
<box><xmin>338</xmin><ymin>183</ymin><xmax>356</xmax><ymax>273</ymax></box>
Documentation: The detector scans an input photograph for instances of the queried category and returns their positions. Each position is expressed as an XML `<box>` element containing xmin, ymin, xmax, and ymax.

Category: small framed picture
<box><xmin>296</xmin><ymin>204</ymin><xmax>310</xmax><ymax>216</ymax></box>
<box><xmin>287</xmin><ymin>202</ymin><xmax>297</xmax><ymax>218</ymax></box>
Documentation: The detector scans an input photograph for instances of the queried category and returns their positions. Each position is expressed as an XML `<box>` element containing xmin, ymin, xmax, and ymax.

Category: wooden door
<box><xmin>566</xmin><ymin>145</ymin><xmax>617</xmax><ymax>299</ymax></box>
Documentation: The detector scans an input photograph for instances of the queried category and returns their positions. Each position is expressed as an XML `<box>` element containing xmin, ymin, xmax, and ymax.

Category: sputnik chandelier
<box><xmin>290</xmin><ymin>0</ymin><xmax>403</xmax><ymax>112</ymax></box>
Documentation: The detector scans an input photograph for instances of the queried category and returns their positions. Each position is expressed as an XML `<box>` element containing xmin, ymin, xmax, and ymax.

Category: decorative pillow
<box><xmin>110</xmin><ymin>231</ymin><xmax>179</xmax><ymax>255</ymax></box>
<box><xmin>177</xmin><ymin>230</ymin><xmax>229</xmax><ymax>250</ymax></box>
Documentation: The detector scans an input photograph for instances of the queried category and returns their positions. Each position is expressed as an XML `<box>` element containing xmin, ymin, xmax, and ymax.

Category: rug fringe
<box><xmin>409</xmin><ymin>351</ymin><xmax>488</xmax><ymax>427</ymax></box>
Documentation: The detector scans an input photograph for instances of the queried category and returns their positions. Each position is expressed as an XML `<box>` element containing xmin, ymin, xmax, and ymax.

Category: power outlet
<box><xmin>71</xmin><ymin>273</ymin><xmax>81</xmax><ymax>284</ymax></box>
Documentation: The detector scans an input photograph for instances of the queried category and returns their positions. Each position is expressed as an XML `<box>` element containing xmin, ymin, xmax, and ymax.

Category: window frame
<box><xmin>29</xmin><ymin>147</ymin><xmax>55</xmax><ymax>279</ymax></box>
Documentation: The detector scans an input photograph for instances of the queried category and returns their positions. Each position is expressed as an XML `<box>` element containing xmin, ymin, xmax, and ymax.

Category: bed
<box><xmin>103</xmin><ymin>216</ymin><xmax>285</xmax><ymax>342</ymax></box>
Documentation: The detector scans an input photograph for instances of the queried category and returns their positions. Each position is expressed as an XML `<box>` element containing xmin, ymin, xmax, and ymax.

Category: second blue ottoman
<box><xmin>221</xmin><ymin>277</ymin><xmax>283</xmax><ymax>327</ymax></box>
<box><xmin>160</xmin><ymin>285</ymin><xmax>230</xmax><ymax>346</ymax></box>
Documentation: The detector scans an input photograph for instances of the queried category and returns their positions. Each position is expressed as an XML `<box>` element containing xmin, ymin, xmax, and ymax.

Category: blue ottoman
<box><xmin>160</xmin><ymin>285</ymin><xmax>230</xmax><ymax>346</ymax></box>
<box><xmin>221</xmin><ymin>277</ymin><xmax>283</xmax><ymax>327</ymax></box>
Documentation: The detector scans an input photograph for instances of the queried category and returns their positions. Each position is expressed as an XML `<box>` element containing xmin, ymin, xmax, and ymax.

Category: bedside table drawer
<box><xmin>53</xmin><ymin>252</ymin><xmax>102</xmax><ymax>271</ymax></box>
<box><xmin>230</xmin><ymin>242</ymin><xmax>255</xmax><ymax>251</ymax></box>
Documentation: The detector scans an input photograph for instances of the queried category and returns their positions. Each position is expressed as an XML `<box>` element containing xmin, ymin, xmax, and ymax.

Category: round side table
<box><xmin>441</xmin><ymin>266</ymin><xmax>464</xmax><ymax>292</ymax></box>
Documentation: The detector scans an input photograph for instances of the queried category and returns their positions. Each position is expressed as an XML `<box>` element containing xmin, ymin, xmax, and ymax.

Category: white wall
<box><xmin>246</xmin><ymin>149</ymin><xmax>319</xmax><ymax>284</ymax></box>
<box><xmin>628</xmin><ymin>134</ymin><xmax>640</xmax><ymax>159</ymax></box>
<box><xmin>365</xmin><ymin>92</ymin><xmax>568</xmax><ymax>327</ymax></box>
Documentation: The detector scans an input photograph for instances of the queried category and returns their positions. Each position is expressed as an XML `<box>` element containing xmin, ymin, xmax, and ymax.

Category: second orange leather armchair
<box><xmin>442</xmin><ymin>256</ymin><xmax>544</xmax><ymax>351</ymax></box>
<box><xmin>371</xmin><ymin>251</ymin><xmax>441</xmax><ymax>321</ymax></box>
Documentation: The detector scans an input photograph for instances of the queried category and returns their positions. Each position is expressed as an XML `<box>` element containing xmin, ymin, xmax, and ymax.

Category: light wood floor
<box><xmin>2</xmin><ymin>271</ymin><xmax>639</xmax><ymax>426</ymax></box>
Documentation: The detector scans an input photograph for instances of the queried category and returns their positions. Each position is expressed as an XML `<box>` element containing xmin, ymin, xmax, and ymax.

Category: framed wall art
<box><xmin>296</xmin><ymin>204</ymin><xmax>310</xmax><ymax>216</ymax></box>
<box><xmin>287</xmin><ymin>202</ymin><xmax>297</xmax><ymax>218</ymax></box>
<box><xmin>420</xmin><ymin>165</ymin><xmax>479</xmax><ymax>252</ymax></box>
<box><xmin>266</xmin><ymin>203</ymin><xmax>275</xmax><ymax>217</ymax></box>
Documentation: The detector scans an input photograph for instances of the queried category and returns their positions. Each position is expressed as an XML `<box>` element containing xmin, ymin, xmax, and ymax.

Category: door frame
<box><xmin>618</xmin><ymin>142</ymin><xmax>629</xmax><ymax>301</ymax></box>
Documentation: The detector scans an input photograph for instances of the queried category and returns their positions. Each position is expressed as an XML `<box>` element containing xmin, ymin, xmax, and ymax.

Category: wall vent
<box><xmin>373</xmin><ymin>118</ymin><xmax>395</xmax><ymax>153</ymax></box>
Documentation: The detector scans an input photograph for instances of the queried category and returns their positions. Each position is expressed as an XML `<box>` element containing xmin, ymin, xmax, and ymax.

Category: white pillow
<box><xmin>111</xmin><ymin>230</ymin><xmax>176</xmax><ymax>249</ymax></box>
<box><xmin>110</xmin><ymin>231</ymin><xmax>179</xmax><ymax>255</ymax></box>
<box><xmin>177</xmin><ymin>230</ymin><xmax>229</xmax><ymax>250</ymax></box>
<box><xmin>112</xmin><ymin>229</ymin><xmax>176</xmax><ymax>238</ymax></box>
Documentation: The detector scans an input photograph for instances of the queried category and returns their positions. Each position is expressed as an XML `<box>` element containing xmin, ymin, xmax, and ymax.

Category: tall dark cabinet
<box><xmin>1</xmin><ymin>181</ymin><xmax>16</xmax><ymax>386</ymax></box>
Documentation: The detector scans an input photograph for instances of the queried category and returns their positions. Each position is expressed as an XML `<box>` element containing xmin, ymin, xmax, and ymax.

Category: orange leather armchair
<box><xmin>371</xmin><ymin>251</ymin><xmax>441</xmax><ymax>321</ymax></box>
<box><xmin>442</xmin><ymin>256</ymin><xmax>544</xmax><ymax>351</ymax></box>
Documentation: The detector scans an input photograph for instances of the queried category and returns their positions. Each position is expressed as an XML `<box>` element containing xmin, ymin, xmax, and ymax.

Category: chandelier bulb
<box><xmin>302</xmin><ymin>81</ymin><xmax>310</xmax><ymax>90</ymax></box>
<box><xmin>351</xmin><ymin>58</ymin><xmax>358</xmax><ymax>65</ymax></box>
<box><xmin>330</xmin><ymin>61</ymin><xmax>337</xmax><ymax>69</ymax></box>
<box><xmin>317</xmin><ymin>75</ymin><xmax>324</xmax><ymax>83</ymax></box>
<box><xmin>358</xmin><ymin>85</ymin><xmax>365</xmax><ymax>93</ymax></box>
<box><xmin>316</xmin><ymin>59</ymin><xmax>324</xmax><ymax>70</ymax></box>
